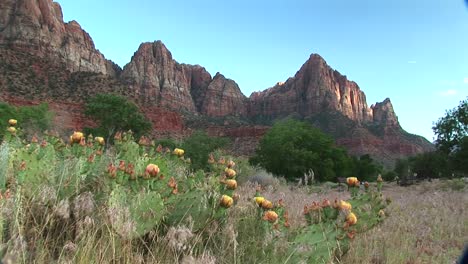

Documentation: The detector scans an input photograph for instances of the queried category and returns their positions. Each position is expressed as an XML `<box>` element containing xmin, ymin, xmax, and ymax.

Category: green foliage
<box><xmin>182</xmin><ymin>131</ymin><xmax>229</xmax><ymax>171</ymax></box>
<box><xmin>409</xmin><ymin>151</ymin><xmax>451</xmax><ymax>179</ymax></box>
<box><xmin>433</xmin><ymin>97</ymin><xmax>467</xmax><ymax>154</ymax></box>
<box><xmin>251</xmin><ymin>119</ymin><xmax>357</xmax><ymax>182</ymax></box>
<box><xmin>0</xmin><ymin>102</ymin><xmax>52</xmax><ymax>138</ymax></box>
<box><xmin>84</xmin><ymin>94</ymin><xmax>151</xmax><ymax>141</ymax></box>
<box><xmin>351</xmin><ymin>155</ymin><xmax>383</xmax><ymax>182</ymax></box>
<box><xmin>382</xmin><ymin>170</ymin><xmax>397</xmax><ymax>181</ymax></box>
<box><xmin>155</xmin><ymin>138</ymin><xmax>178</xmax><ymax>149</ymax></box>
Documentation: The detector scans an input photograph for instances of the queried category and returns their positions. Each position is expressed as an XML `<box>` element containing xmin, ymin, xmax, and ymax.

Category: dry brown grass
<box><xmin>342</xmin><ymin>180</ymin><xmax>467</xmax><ymax>264</ymax></box>
<box><xmin>235</xmin><ymin>180</ymin><xmax>467</xmax><ymax>263</ymax></box>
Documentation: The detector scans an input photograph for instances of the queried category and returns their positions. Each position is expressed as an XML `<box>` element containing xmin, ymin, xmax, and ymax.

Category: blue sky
<box><xmin>55</xmin><ymin>0</ymin><xmax>468</xmax><ymax>141</ymax></box>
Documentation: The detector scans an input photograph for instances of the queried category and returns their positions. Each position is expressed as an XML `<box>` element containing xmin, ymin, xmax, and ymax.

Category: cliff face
<box><xmin>0</xmin><ymin>0</ymin><xmax>119</xmax><ymax>76</ymax></box>
<box><xmin>249</xmin><ymin>54</ymin><xmax>373</xmax><ymax>123</ymax></box>
<box><xmin>0</xmin><ymin>0</ymin><xmax>434</xmax><ymax>166</ymax></box>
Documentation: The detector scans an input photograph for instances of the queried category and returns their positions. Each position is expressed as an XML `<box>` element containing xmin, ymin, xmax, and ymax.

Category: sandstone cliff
<box><xmin>0</xmin><ymin>0</ymin><xmax>434</xmax><ymax>166</ymax></box>
<box><xmin>0</xmin><ymin>0</ymin><xmax>119</xmax><ymax>76</ymax></box>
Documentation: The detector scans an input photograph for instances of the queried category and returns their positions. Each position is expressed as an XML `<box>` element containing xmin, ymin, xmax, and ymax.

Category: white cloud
<box><xmin>464</xmin><ymin>78</ymin><xmax>468</xmax><ymax>84</ymax></box>
<box><xmin>407</xmin><ymin>60</ymin><xmax>417</xmax><ymax>64</ymax></box>
<box><xmin>439</xmin><ymin>89</ymin><xmax>458</xmax><ymax>96</ymax></box>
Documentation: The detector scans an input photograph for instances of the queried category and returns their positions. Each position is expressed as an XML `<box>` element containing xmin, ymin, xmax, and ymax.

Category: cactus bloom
<box><xmin>70</xmin><ymin>131</ymin><xmax>84</xmax><ymax>144</ymax></box>
<box><xmin>263</xmin><ymin>210</ymin><xmax>278</xmax><ymax>223</ymax></box>
<box><xmin>8</xmin><ymin>119</ymin><xmax>17</xmax><ymax>126</ymax></box>
<box><xmin>95</xmin><ymin>137</ymin><xmax>105</xmax><ymax>145</ymax></box>
<box><xmin>7</xmin><ymin>126</ymin><xmax>16</xmax><ymax>134</ymax></box>
<box><xmin>346</xmin><ymin>212</ymin><xmax>357</xmax><ymax>225</ymax></box>
<box><xmin>227</xmin><ymin>160</ymin><xmax>235</xmax><ymax>168</ymax></box>
<box><xmin>338</xmin><ymin>200</ymin><xmax>352</xmax><ymax>211</ymax></box>
<box><xmin>346</xmin><ymin>177</ymin><xmax>359</xmax><ymax>187</ymax></box>
<box><xmin>225</xmin><ymin>168</ymin><xmax>236</xmax><ymax>178</ymax></box>
<box><xmin>377</xmin><ymin>174</ymin><xmax>383</xmax><ymax>182</ymax></box>
<box><xmin>254</xmin><ymin>196</ymin><xmax>265</xmax><ymax>206</ymax></box>
<box><xmin>261</xmin><ymin>200</ymin><xmax>274</xmax><ymax>210</ymax></box>
<box><xmin>220</xmin><ymin>195</ymin><xmax>234</xmax><ymax>208</ymax></box>
<box><xmin>145</xmin><ymin>164</ymin><xmax>160</xmax><ymax>177</ymax></box>
<box><xmin>378</xmin><ymin>209</ymin><xmax>385</xmax><ymax>217</ymax></box>
<box><xmin>225</xmin><ymin>179</ymin><xmax>237</xmax><ymax>190</ymax></box>
<box><xmin>173</xmin><ymin>148</ymin><xmax>185</xmax><ymax>157</ymax></box>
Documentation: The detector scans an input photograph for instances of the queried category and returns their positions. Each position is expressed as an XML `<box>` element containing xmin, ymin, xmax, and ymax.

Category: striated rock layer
<box><xmin>0</xmin><ymin>0</ymin><xmax>434</xmax><ymax>166</ymax></box>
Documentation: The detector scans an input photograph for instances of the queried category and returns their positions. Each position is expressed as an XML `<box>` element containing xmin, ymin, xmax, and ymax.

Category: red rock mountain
<box><xmin>0</xmin><ymin>0</ymin><xmax>433</xmax><ymax>166</ymax></box>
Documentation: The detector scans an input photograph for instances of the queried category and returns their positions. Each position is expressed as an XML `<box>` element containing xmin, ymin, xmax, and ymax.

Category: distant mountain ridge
<box><xmin>0</xmin><ymin>0</ymin><xmax>434</xmax><ymax>166</ymax></box>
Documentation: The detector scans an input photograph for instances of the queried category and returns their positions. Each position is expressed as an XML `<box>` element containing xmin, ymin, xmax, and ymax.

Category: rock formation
<box><xmin>0</xmin><ymin>0</ymin><xmax>434</xmax><ymax>166</ymax></box>
<box><xmin>0</xmin><ymin>0</ymin><xmax>119</xmax><ymax>76</ymax></box>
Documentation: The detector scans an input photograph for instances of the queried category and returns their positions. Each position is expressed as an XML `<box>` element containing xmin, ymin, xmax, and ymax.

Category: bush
<box><xmin>182</xmin><ymin>131</ymin><xmax>229</xmax><ymax>171</ymax></box>
<box><xmin>0</xmin><ymin>102</ymin><xmax>52</xmax><ymax>138</ymax></box>
<box><xmin>84</xmin><ymin>94</ymin><xmax>151</xmax><ymax>141</ymax></box>
<box><xmin>250</xmin><ymin>119</ymin><xmax>357</xmax><ymax>182</ymax></box>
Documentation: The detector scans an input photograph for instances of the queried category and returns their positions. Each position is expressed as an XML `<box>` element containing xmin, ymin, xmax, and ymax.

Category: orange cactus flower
<box><xmin>220</xmin><ymin>195</ymin><xmax>234</xmax><ymax>208</ymax></box>
<box><xmin>225</xmin><ymin>168</ymin><xmax>236</xmax><ymax>178</ymax></box>
<box><xmin>118</xmin><ymin>160</ymin><xmax>126</xmax><ymax>171</ymax></box>
<box><xmin>232</xmin><ymin>193</ymin><xmax>240</xmax><ymax>202</ymax></box>
<box><xmin>218</xmin><ymin>157</ymin><xmax>225</xmax><ymax>165</ymax></box>
<box><xmin>364</xmin><ymin>182</ymin><xmax>370</xmax><ymax>188</ymax></box>
<box><xmin>309</xmin><ymin>201</ymin><xmax>321</xmax><ymax>211</ymax></box>
<box><xmin>156</xmin><ymin>144</ymin><xmax>163</xmax><ymax>153</ymax></box>
<box><xmin>346</xmin><ymin>212</ymin><xmax>357</xmax><ymax>225</ymax></box>
<box><xmin>168</xmin><ymin>177</ymin><xmax>177</xmax><ymax>189</ymax></box>
<box><xmin>321</xmin><ymin>199</ymin><xmax>331</xmax><ymax>208</ymax></box>
<box><xmin>346</xmin><ymin>177</ymin><xmax>359</xmax><ymax>187</ymax></box>
<box><xmin>145</xmin><ymin>164</ymin><xmax>160</xmax><ymax>178</ymax></box>
<box><xmin>225</xmin><ymin>179</ymin><xmax>237</xmax><ymax>190</ymax></box>
<box><xmin>227</xmin><ymin>160</ymin><xmax>235</xmax><ymax>168</ymax></box>
<box><xmin>70</xmin><ymin>131</ymin><xmax>84</xmax><ymax>144</ymax></box>
<box><xmin>263</xmin><ymin>210</ymin><xmax>278</xmax><ymax>223</ymax></box>
<box><xmin>87</xmin><ymin>154</ymin><xmax>95</xmax><ymax>163</ymax></box>
<box><xmin>31</xmin><ymin>135</ymin><xmax>38</xmax><ymax>143</ymax></box>
<box><xmin>261</xmin><ymin>200</ymin><xmax>274</xmax><ymax>210</ymax></box>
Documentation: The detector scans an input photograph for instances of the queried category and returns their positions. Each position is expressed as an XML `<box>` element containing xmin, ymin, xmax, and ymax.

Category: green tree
<box><xmin>250</xmin><ymin>119</ymin><xmax>349</xmax><ymax>182</ymax></box>
<box><xmin>409</xmin><ymin>151</ymin><xmax>450</xmax><ymax>179</ymax></box>
<box><xmin>452</xmin><ymin>136</ymin><xmax>468</xmax><ymax>174</ymax></box>
<box><xmin>351</xmin><ymin>154</ymin><xmax>383</xmax><ymax>182</ymax></box>
<box><xmin>84</xmin><ymin>94</ymin><xmax>151</xmax><ymax>141</ymax></box>
<box><xmin>182</xmin><ymin>131</ymin><xmax>229</xmax><ymax>171</ymax></box>
<box><xmin>433</xmin><ymin>97</ymin><xmax>467</xmax><ymax>154</ymax></box>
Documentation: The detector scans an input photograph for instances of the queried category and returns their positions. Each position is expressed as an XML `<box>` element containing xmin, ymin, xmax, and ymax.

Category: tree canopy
<box><xmin>433</xmin><ymin>97</ymin><xmax>467</xmax><ymax>154</ymax></box>
<box><xmin>250</xmin><ymin>119</ymin><xmax>360</xmax><ymax>182</ymax></box>
<box><xmin>84</xmin><ymin>94</ymin><xmax>152</xmax><ymax>140</ymax></box>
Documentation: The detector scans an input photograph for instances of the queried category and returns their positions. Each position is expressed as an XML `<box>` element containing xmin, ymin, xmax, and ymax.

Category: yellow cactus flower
<box><xmin>220</xmin><ymin>195</ymin><xmax>234</xmax><ymax>208</ymax></box>
<box><xmin>8</xmin><ymin>119</ymin><xmax>17</xmax><ymax>126</ymax></box>
<box><xmin>225</xmin><ymin>179</ymin><xmax>237</xmax><ymax>190</ymax></box>
<box><xmin>261</xmin><ymin>200</ymin><xmax>274</xmax><ymax>210</ymax></box>
<box><xmin>145</xmin><ymin>164</ymin><xmax>160</xmax><ymax>177</ymax></box>
<box><xmin>346</xmin><ymin>212</ymin><xmax>357</xmax><ymax>225</ymax></box>
<box><xmin>94</xmin><ymin>137</ymin><xmax>105</xmax><ymax>146</ymax></box>
<box><xmin>254</xmin><ymin>196</ymin><xmax>265</xmax><ymax>206</ymax></box>
<box><xmin>263</xmin><ymin>210</ymin><xmax>278</xmax><ymax>223</ymax></box>
<box><xmin>173</xmin><ymin>148</ymin><xmax>185</xmax><ymax>157</ymax></box>
<box><xmin>346</xmin><ymin>177</ymin><xmax>359</xmax><ymax>187</ymax></box>
<box><xmin>227</xmin><ymin>160</ymin><xmax>235</xmax><ymax>168</ymax></box>
<box><xmin>225</xmin><ymin>168</ymin><xmax>236</xmax><ymax>178</ymax></box>
<box><xmin>338</xmin><ymin>200</ymin><xmax>352</xmax><ymax>211</ymax></box>
<box><xmin>7</xmin><ymin>126</ymin><xmax>16</xmax><ymax>134</ymax></box>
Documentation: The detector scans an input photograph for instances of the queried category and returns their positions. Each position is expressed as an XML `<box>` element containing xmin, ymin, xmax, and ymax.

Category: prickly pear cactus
<box><xmin>108</xmin><ymin>185</ymin><xmax>165</xmax><ymax>239</ymax></box>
